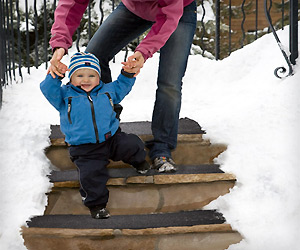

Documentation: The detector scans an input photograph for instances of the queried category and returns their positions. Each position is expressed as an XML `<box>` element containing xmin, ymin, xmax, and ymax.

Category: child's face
<box><xmin>71</xmin><ymin>68</ymin><xmax>100</xmax><ymax>92</ymax></box>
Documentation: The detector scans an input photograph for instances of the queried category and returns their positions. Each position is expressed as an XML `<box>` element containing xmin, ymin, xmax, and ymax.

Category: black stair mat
<box><xmin>49</xmin><ymin>164</ymin><xmax>224</xmax><ymax>183</ymax></box>
<box><xmin>50</xmin><ymin>117</ymin><xmax>205</xmax><ymax>139</ymax></box>
<box><xmin>27</xmin><ymin>210</ymin><xmax>225</xmax><ymax>229</ymax></box>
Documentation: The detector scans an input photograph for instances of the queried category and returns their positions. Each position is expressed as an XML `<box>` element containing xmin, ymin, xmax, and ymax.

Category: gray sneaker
<box><xmin>153</xmin><ymin>157</ymin><xmax>176</xmax><ymax>173</ymax></box>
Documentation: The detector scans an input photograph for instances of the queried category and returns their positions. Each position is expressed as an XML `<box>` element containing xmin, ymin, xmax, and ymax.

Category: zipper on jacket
<box><xmin>67</xmin><ymin>97</ymin><xmax>72</xmax><ymax>124</ymax></box>
<box><xmin>87</xmin><ymin>93</ymin><xmax>100</xmax><ymax>143</ymax></box>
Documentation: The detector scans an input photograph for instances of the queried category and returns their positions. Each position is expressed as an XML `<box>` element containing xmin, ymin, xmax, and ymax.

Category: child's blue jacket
<box><xmin>40</xmin><ymin>73</ymin><xmax>135</xmax><ymax>145</ymax></box>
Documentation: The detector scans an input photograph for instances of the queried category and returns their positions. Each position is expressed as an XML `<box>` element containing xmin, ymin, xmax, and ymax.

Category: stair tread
<box><xmin>50</xmin><ymin>118</ymin><xmax>205</xmax><ymax>139</ymax></box>
<box><xmin>27</xmin><ymin>210</ymin><xmax>225</xmax><ymax>229</ymax></box>
<box><xmin>49</xmin><ymin>164</ymin><xmax>224</xmax><ymax>183</ymax></box>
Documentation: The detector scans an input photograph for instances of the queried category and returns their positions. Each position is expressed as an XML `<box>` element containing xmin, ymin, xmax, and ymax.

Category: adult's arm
<box><xmin>49</xmin><ymin>0</ymin><xmax>89</xmax><ymax>77</ymax></box>
<box><xmin>50</xmin><ymin>0</ymin><xmax>89</xmax><ymax>53</ymax></box>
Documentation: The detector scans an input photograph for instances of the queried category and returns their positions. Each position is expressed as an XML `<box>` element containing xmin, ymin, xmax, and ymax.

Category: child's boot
<box><xmin>134</xmin><ymin>160</ymin><xmax>151</xmax><ymax>174</ymax></box>
<box><xmin>89</xmin><ymin>205</ymin><xmax>110</xmax><ymax>219</ymax></box>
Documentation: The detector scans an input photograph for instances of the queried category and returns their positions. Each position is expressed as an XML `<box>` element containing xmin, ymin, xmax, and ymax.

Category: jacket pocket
<box><xmin>67</xmin><ymin>97</ymin><xmax>72</xmax><ymax>124</ymax></box>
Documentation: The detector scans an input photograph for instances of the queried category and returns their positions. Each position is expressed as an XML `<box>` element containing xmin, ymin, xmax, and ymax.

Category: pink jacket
<box><xmin>50</xmin><ymin>0</ymin><xmax>194</xmax><ymax>61</ymax></box>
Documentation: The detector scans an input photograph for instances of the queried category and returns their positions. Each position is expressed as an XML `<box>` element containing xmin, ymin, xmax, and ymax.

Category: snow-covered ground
<box><xmin>0</xmin><ymin>24</ymin><xmax>299</xmax><ymax>250</ymax></box>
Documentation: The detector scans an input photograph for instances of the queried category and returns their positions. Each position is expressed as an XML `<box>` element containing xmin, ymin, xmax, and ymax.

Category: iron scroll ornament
<box><xmin>264</xmin><ymin>0</ymin><xmax>293</xmax><ymax>78</ymax></box>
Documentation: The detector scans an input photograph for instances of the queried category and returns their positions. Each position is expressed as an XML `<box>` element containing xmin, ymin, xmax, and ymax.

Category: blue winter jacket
<box><xmin>40</xmin><ymin>72</ymin><xmax>135</xmax><ymax>145</ymax></box>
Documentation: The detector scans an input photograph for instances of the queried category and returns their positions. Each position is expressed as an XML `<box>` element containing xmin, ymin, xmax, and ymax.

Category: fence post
<box><xmin>25</xmin><ymin>0</ymin><xmax>30</xmax><ymax>74</ymax></box>
<box><xmin>289</xmin><ymin>0</ymin><xmax>298</xmax><ymax>65</ymax></box>
<box><xmin>264</xmin><ymin>0</ymin><xmax>293</xmax><ymax>78</ymax></box>
<box><xmin>0</xmin><ymin>0</ymin><xmax>4</xmax><ymax>109</ymax></box>
<box><xmin>215</xmin><ymin>0</ymin><xmax>220</xmax><ymax>60</ymax></box>
<box><xmin>44</xmin><ymin>0</ymin><xmax>48</xmax><ymax>69</ymax></box>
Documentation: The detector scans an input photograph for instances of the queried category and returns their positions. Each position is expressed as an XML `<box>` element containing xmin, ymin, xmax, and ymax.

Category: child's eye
<box><xmin>77</xmin><ymin>75</ymin><xmax>83</xmax><ymax>77</ymax></box>
<box><xmin>89</xmin><ymin>75</ymin><xmax>96</xmax><ymax>77</ymax></box>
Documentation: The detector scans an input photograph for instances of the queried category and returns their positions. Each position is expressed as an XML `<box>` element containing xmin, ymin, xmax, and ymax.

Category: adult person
<box><xmin>48</xmin><ymin>0</ymin><xmax>197</xmax><ymax>172</ymax></box>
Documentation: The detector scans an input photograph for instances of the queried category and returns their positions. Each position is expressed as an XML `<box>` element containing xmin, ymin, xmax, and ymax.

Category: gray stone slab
<box><xmin>27</xmin><ymin>210</ymin><xmax>225</xmax><ymax>229</ymax></box>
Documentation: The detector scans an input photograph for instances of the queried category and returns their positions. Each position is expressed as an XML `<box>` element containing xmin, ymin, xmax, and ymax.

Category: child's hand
<box><xmin>47</xmin><ymin>48</ymin><xmax>69</xmax><ymax>78</ymax></box>
<box><xmin>122</xmin><ymin>51</ymin><xmax>145</xmax><ymax>77</ymax></box>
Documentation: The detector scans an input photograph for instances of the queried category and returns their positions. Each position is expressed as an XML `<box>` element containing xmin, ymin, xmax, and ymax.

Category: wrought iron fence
<box><xmin>0</xmin><ymin>0</ymin><xmax>299</xmax><ymax>108</ymax></box>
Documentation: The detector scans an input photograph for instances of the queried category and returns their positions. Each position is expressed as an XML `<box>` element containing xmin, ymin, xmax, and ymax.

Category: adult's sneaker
<box><xmin>153</xmin><ymin>156</ymin><xmax>176</xmax><ymax>173</ymax></box>
<box><xmin>89</xmin><ymin>206</ymin><xmax>110</xmax><ymax>219</ymax></box>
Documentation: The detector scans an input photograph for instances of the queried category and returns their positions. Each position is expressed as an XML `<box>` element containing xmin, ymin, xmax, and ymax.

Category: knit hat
<box><xmin>68</xmin><ymin>52</ymin><xmax>101</xmax><ymax>79</ymax></box>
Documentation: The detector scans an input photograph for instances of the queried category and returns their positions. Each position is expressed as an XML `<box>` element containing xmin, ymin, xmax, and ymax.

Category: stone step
<box><xmin>22</xmin><ymin>210</ymin><xmax>242</xmax><ymax>250</ymax></box>
<box><xmin>45</xmin><ymin>165</ymin><xmax>236</xmax><ymax>215</ymax></box>
<box><xmin>46</xmin><ymin>118</ymin><xmax>227</xmax><ymax>170</ymax></box>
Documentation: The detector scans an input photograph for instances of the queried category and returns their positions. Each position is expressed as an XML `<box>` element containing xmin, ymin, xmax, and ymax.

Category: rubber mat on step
<box><xmin>50</xmin><ymin>118</ymin><xmax>205</xmax><ymax>139</ymax></box>
<box><xmin>27</xmin><ymin>210</ymin><xmax>225</xmax><ymax>229</ymax></box>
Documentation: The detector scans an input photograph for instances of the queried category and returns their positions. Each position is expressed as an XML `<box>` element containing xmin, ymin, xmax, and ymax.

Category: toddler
<box><xmin>40</xmin><ymin>52</ymin><xmax>150</xmax><ymax>219</ymax></box>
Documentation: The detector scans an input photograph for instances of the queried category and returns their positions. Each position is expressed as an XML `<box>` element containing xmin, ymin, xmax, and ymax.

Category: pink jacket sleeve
<box><xmin>50</xmin><ymin>0</ymin><xmax>89</xmax><ymax>53</ymax></box>
<box><xmin>135</xmin><ymin>0</ymin><xmax>184</xmax><ymax>61</ymax></box>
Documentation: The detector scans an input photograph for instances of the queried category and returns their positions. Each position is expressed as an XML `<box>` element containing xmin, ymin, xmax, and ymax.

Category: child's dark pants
<box><xmin>68</xmin><ymin>129</ymin><xmax>146</xmax><ymax>209</ymax></box>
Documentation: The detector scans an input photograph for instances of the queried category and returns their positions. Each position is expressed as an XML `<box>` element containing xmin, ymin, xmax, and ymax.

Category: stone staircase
<box><xmin>22</xmin><ymin>118</ymin><xmax>242</xmax><ymax>250</ymax></box>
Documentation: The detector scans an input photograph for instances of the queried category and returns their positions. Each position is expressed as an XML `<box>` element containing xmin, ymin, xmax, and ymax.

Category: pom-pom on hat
<box><xmin>68</xmin><ymin>52</ymin><xmax>101</xmax><ymax>79</ymax></box>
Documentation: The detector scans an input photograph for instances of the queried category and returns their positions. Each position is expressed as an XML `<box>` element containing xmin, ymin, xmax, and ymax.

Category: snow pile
<box><xmin>183</xmin><ymin>29</ymin><xmax>300</xmax><ymax>249</ymax></box>
<box><xmin>0</xmin><ymin>71</ymin><xmax>54</xmax><ymax>249</ymax></box>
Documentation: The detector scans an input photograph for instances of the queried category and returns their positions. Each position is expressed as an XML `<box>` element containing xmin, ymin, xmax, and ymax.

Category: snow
<box><xmin>0</xmin><ymin>24</ymin><xmax>299</xmax><ymax>250</ymax></box>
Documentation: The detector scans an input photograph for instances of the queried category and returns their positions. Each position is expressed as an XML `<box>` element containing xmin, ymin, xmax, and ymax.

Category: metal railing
<box><xmin>0</xmin><ymin>0</ymin><xmax>299</xmax><ymax>108</ymax></box>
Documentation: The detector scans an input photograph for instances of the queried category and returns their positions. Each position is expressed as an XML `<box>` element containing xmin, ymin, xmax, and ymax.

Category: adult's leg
<box><xmin>86</xmin><ymin>2</ymin><xmax>152</xmax><ymax>83</ymax></box>
<box><xmin>146</xmin><ymin>1</ymin><xmax>197</xmax><ymax>160</ymax></box>
<box><xmin>69</xmin><ymin>144</ymin><xmax>110</xmax><ymax>208</ymax></box>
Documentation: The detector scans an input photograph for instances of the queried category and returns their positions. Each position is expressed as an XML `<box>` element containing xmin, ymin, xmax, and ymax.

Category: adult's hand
<box><xmin>47</xmin><ymin>48</ymin><xmax>68</xmax><ymax>78</ymax></box>
<box><xmin>122</xmin><ymin>51</ymin><xmax>145</xmax><ymax>77</ymax></box>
